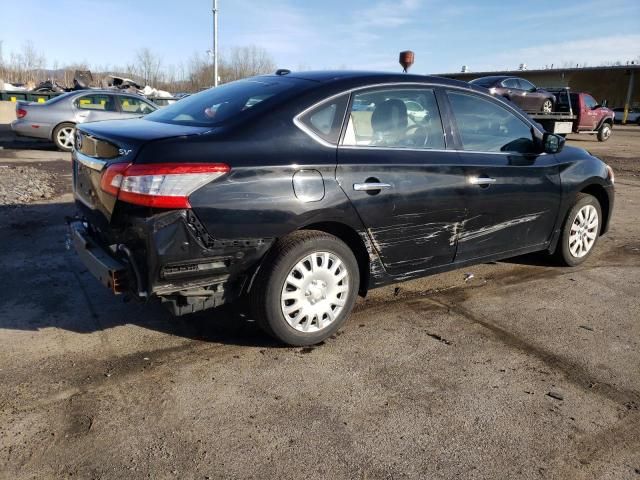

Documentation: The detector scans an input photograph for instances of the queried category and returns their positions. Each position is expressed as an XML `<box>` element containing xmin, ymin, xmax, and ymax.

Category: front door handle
<box><xmin>469</xmin><ymin>176</ymin><xmax>497</xmax><ymax>186</ymax></box>
<box><xmin>353</xmin><ymin>182</ymin><xmax>392</xmax><ymax>191</ymax></box>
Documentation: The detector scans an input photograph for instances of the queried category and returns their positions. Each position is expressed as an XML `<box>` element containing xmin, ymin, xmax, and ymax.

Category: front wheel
<box><xmin>250</xmin><ymin>231</ymin><xmax>360</xmax><ymax>346</ymax></box>
<box><xmin>542</xmin><ymin>99</ymin><xmax>554</xmax><ymax>114</ymax></box>
<box><xmin>597</xmin><ymin>123</ymin><xmax>612</xmax><ymax>142</ymax></box>
<box><xmin>555</xmin><ymin>193</ymin><xmax>601</xmax><ymax>266</ymax></box>
<box><xmin>53</xmin><ymin>122</ymin><xmax>75</xmax><ymax>151</ymax></box>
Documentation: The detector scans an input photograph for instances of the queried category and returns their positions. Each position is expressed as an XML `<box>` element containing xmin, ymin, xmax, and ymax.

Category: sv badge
<box><xmin>118</xmin><ymin>149</ymin><xmax>132</xmax><ymax>156</ymax></box>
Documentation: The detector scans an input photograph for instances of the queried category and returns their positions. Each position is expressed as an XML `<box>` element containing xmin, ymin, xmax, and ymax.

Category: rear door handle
<box><xmin>353</xmin><ymin>182</ymin><xmax>392</xmax><ymax>191</ymax></box>
<box><xmin>469</xmin><ymin>176</ymin><xmax>497</xmax><ymax>186</ymax></box>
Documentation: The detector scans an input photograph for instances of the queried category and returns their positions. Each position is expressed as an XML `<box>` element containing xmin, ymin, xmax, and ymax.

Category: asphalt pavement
<box><xmin>0</xmin><ymin>126</ymin><xmax>639</xmax><ymax>480</ymax></box>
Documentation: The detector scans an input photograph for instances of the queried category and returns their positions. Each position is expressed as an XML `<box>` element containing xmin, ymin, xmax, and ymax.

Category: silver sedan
<box><xmin>10</xmin><ymin>90</ymin><xmax>158</xmax><ymax>151</ymax></box>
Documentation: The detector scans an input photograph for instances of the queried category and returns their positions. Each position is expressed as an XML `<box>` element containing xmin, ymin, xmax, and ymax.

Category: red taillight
<box><xmin>100</xmin><ymin>162</ymin><xmax>230</xmax><ymax>209</ymax></box>
<box><xmin>100</xmin><ymin>163</ymin><xmax>129</xmax><ymax>197</ymax></box>
<box><xmin>16</xmin><ymin>108</ymin><xmax>27</xmax><ymax>119</ymax></box>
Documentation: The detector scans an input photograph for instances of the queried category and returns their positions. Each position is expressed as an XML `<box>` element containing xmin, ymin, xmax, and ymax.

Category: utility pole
<box><xmin>212</xmin><ymin>0</ymin><xmax>219</xmax><ymax>87</ymax></box>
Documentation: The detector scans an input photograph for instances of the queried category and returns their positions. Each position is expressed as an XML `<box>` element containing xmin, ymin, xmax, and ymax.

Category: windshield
<box><xmin>145</xmin><ymin>77</ymin><xmax>309</xmax><ymax>127</ymax></box>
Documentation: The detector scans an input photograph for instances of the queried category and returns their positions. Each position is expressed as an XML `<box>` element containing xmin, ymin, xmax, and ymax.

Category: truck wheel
<box><xmin>597</xmin><ymin>123</ymin><xmax>611</xmax><ymax>142</ymax></box>
<box><xmin>542</xmin><ymin>99</ymin><xmax>553</xmax><ymax>114</ymax></box>
<box><xmin>53</xmin><ymin>123</ymin><xmax>75</xmax><ymax>151</ymax></box>
<box><xmin>250</xmin><ymin>230</ymin><xmax>360</xmax><ymax>346</ymax></box>
<box><xmin>555</xmin><ymin>193</ymin><xmax>601</xmax><ymax>267</ymax></box>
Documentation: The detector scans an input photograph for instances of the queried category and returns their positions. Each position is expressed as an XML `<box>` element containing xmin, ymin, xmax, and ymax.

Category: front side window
<box><xmin>447</xmin><ymin>91</ymin><xmax>535</xmax><ymax>154</ymax></box>
<box><xmin>118</xmin><ymin>96</ymin><xmax>157</xmax><ymax>114</ymax></box>
<box><xmin>297</xmin><ymin>94</ymin><xmax>348</xmax><ymax>144</ymax></box>
<box><xmin>342</xmin><ymin>88</ymin><xmax>445</xmax><ymax>149</ymax></box>
<box><xmin>583</xmin><ymin>95</ymin><xmax>598</xmax><ymax>109</ymax></box>
<box><xmin>76</xmin><ymin>94</ymin><xmax>116</xmax><ymax>112</ymax></box>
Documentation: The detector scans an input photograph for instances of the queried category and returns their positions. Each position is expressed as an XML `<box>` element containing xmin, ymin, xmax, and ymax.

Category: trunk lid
<box><xmin>73</xmin><ymin>118</ymin><xmax>212</xmax><ymax>224</ymax></box>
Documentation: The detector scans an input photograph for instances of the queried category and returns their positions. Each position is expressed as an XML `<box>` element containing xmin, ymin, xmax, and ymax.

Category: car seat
<box><xmin>370</xmin><ymin>99</ymin><xmax>408</xmax><ymax>146</ymax></box>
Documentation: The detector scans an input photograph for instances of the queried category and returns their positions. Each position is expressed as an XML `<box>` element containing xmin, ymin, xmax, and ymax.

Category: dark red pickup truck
<box><xmin>531</xmin><ymin>89</ymin><xmax>615</xmax><ymax>142</ymax></box>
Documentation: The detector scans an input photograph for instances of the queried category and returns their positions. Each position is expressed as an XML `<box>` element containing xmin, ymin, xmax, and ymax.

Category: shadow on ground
<box><xmin>0</xmin><ymin>200</ymin><xmax>283</xmax><ymax>348</ymax></box>
<box><xmin>0</xmin><ymin>199</ymin><xmax>562</xmax><ymax>349</ymax></box>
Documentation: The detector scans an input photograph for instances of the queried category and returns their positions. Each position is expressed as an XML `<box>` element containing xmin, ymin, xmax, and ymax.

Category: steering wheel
<box><xmin>404</xmin><ymin>124</ymin><xmax>429</xmax><ymax>147</ymax></box>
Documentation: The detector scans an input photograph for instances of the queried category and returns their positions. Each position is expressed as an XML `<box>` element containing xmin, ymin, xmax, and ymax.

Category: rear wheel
<box><xmin>542</xmin><ymin>99</ymin><xmax>553</xmax><ymax>114</ymax></box>
<box><xmin>555</xmin><ymin>193</ymin><xmax>601</xmax><ymax>266</ymax></box>
<box><xmin>597</xmin><ymin>123</ymin><xmax>611</xmax><ymax>142</ymax></box>
<box><xmin>53</xmin><ymin>122</ymin><xmax>75</xmax><ymax>151</ymax></box>
<box><xmin>250</xmin><ymin>230</ymin><xmax>359</xmax><ymax>346</ymax></box>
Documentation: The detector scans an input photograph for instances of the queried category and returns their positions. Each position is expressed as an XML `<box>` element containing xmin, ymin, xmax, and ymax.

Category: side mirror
<box><xmin>543</xmin><ymin>132</ymin><xmax>565</xmax><ymax>154</ymax></box>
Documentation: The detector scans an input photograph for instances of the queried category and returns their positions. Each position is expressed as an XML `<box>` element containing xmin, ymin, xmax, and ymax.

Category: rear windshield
<box><xmin>44</xmin><ymin>92</ymin><xmax>76</xmax><ymax>104</ymax></box>
<box><xmin>145</xmin><ymin>77</ymin><xmax>309</xmax><ymax>127</ymax></box>
<box><xmin>469</xmin><ymin>78</ymin><xmax>497</xmax><ymax>87</ymax></box>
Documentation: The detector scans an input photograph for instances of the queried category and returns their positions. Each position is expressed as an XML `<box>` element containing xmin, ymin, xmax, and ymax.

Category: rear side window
<box><xmin>76</xmin><ymin>94</ymin><xmax>116</xmax><ymax>112</ymax></box>
<box><xmin>447</xmin><ymin>91</ymin><xmax>535</xmax><ymax>154</ymax></box>
<box><xmin>297</xmin><ymin>94</ymin><xmax>348</xmax><ymax>144</ymax></box>
<box><xmin>118</xmin><ymin>96</ymin><xmax>156</xmax><ymax>114</ymax></box>
<box><xmin>145</xmin><ymin>77</ymin><xmax>310</xmax><ymax>127</ymax></box>
<box><xmin>342</xmin><ymin>88</ymin><xmax>445</xmax><ymax>150</ymax></box>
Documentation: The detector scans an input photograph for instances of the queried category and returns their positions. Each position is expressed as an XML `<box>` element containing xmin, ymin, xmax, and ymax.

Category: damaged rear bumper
<box><xmin>68</xmin><ymin>220</ymin><xmax>129</xmax><ymax>294</ymax></box>
<box><xmin>69</xmin><ymin>207</ymin><xmax>272</xmax><ymax>316</ymax></box>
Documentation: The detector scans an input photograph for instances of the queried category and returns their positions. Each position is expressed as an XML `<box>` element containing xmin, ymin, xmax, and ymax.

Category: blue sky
<box><xmin>1</xmin><ymin>0</ymin><xmax>639</xmax><ymax>74</ymax></box>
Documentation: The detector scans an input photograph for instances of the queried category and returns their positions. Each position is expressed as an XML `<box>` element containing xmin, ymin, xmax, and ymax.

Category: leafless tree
<box><xmin>0</xmin><ymin>41</ymin><xmax>277</xmax><ymax>93</ymax></box>
<box><xmin>223</xmin><ymin>46</ymin><xmax>276</xmax><ymax>82</ymax></box>
<box><xmin>129</xmin><ymin>48</ymin><xmax>162</xmax><ymax>86</ymax></box>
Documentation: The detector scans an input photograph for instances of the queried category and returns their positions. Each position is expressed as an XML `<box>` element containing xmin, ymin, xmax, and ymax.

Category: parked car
<box><xmin>11</xmin><ymin>90</ymin><xmax>158</xmax><ymax>151</ymax></box>
<box><xmin>613</xmin><ymin>107</ymin><xmax>640</xmax><ymax>124</ymax></box>
<box><xmin>69</xmin><ymin>71</ymin><xmax>614</xmax><ymax>346</ymax></box>
<box><xmin>470</xmin><ymin>76</ymin><xmax>556</xmax><ymax>113</ymax></box>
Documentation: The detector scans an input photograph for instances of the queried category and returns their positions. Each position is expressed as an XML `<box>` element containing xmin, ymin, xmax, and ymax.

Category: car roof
<box><xmin>471</xmin><ymin>75</ymin><xmax>511</xmax><ymax>82</ymax></box>
<box><xmin>68</xmin><ymin>89</ymin><xmax>146</xmax><ymax>97</ymax></box>
<box><xmin>260</xmin><ymin>70</ymin><xmax>472</xmax><ymax>89</ymax></box>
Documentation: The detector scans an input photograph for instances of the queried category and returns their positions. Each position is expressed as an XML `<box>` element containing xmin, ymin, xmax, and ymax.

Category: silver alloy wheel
<box><xmin>56</xmin><ymin>126</ymin><xmax>75</xmax><ymax>149</ymax></box>
<box><xmin>601</xmin><ymin>124</ymin><xmax>611</xmax><ymax>139</ymax></box>
<box><xmin>280</xmin><ymin>251</ymin><xmax>349</xmax><ymax>333</ymax></box>
<box><xmin>568</xmin><ymin>204</ymin><xmax>598</xmax><ymax>258</ymax></box>
<box><xmin>542</xmin><ymin>100</ymin><xmax>553</xmax><ymax>114</ymax></box>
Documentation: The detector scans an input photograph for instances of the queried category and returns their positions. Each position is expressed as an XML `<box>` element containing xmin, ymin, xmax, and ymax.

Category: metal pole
<box><xmin>213</xmin><ymin>0</ymin><xmax>219</xmax><ymax>87</ymax></box>
<box><xmin>622</xmin><ymin>70</ymin><xmax>634</xmax><ymax>125</ymax></box>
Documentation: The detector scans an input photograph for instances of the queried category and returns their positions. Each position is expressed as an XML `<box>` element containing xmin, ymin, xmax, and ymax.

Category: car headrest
<box><xmin>371</xmin><ymin>99</ymin><xmax>408</xmax><ymax>133</ymax></box>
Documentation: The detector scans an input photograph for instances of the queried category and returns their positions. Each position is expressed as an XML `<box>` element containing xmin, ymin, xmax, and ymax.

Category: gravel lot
<box><xmin>0</xmin><ymin>126</ymin><xmax>639</xmax><ymax>480</ymax></box>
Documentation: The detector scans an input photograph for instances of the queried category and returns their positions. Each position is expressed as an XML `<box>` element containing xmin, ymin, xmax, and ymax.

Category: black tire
<box><xmin>52</xmin><ymin>122</ymin><xmax>75</xmax><ymax>151</ymax></box>
<box><xmin>554</xmin><ymin>193</ymin><xmax>602</xmax><ymax>267</ymax></box>
<box><xmin>597</xmin><ymin>122</ymin><xmax>612</xmax><ymax>142</ymax></box>
<box><xmin>541</xmin><ymin>99</ymin><xmax>554</xmax><ymax>114</ymax></box>
<box><xmin>250</xmin><ymin>230</ymin><xmax>360</xmax><ymax>346</ymax></box>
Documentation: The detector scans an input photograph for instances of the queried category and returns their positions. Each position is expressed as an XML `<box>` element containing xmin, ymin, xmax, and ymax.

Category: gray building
<box><xmin>440</xmin><ymin>65</ymin><xmax>638</xmax><ymax>110</ymax></box>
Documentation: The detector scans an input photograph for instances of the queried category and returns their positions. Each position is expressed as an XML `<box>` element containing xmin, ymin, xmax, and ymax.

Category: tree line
<box><xmin>0</xmin><ymin>41</ymin><xmax>276</xmax><ymax>92</ymax></box>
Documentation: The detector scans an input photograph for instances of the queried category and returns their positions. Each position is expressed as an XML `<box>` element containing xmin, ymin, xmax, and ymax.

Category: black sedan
<box><xmin>69</xmin><ymin>71</ymin><xmax>615</xmax><ymax>346</ymax></box>
<box><xmin>470</xmin><ymin>75</ymin><xmax>556</xmax><ymax>113</ymax></box>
